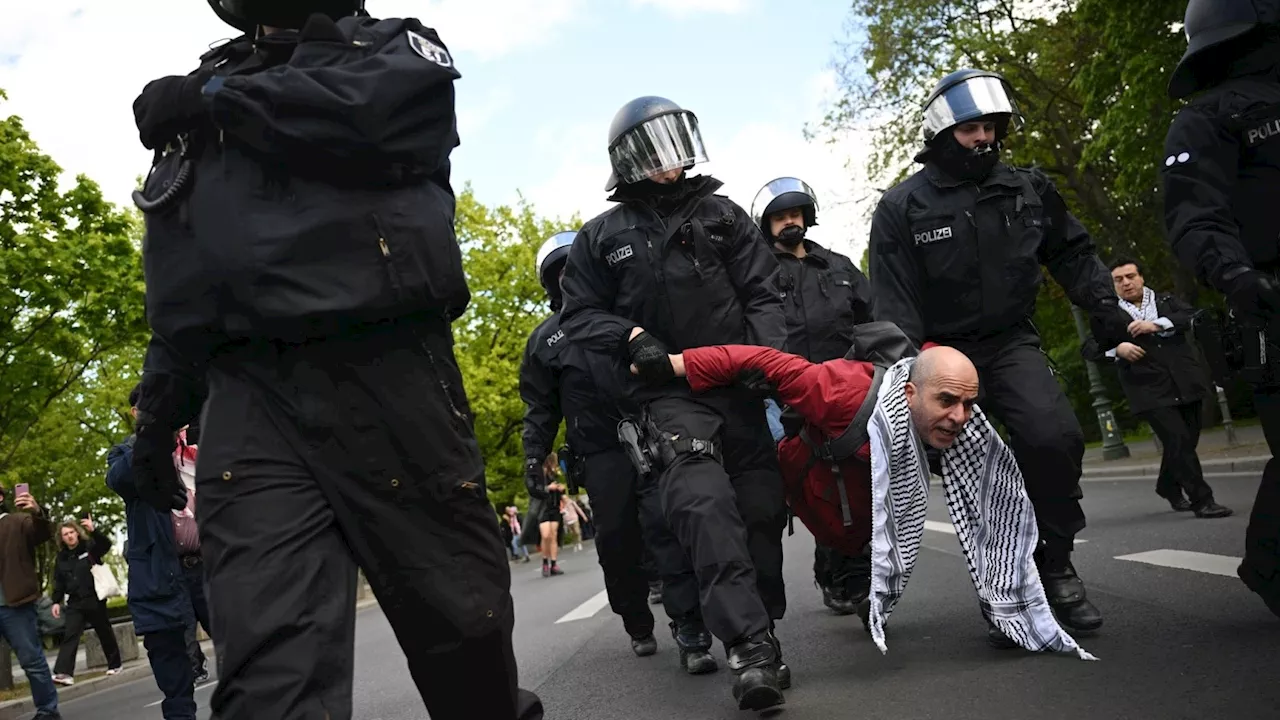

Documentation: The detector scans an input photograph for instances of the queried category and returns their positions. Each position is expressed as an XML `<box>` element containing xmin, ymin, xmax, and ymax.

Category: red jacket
<box><xmin>684</xmin><ymin>345</ymin><xmax>876</xmax><ymax>554</ymax></box>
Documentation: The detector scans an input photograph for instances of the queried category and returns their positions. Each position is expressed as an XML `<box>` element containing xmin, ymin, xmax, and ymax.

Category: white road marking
<box><xmin>145</xmin><ymin>681</ymin><xmax>216</xmax><ymax>707</ymax></box>
<box><xmin>924</xmin><ymin>520</ymin><xmax>1086</xmax><ymax>543</ymax></box>
<box><xmin>555</xmin><ymin>589</ymin><xmax>610</xmax><ymax>624</ymax></box>
<box><xmin>1115</xmin><ymin>549</ymin><xmax>1240</xmax><ymax>578</ymax></box>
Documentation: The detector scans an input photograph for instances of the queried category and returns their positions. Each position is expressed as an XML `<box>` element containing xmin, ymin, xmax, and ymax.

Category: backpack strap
<box><xmin>798</xmin><ymin>363</ymin><xmax>887</xmax><ymax>464</ymax></box>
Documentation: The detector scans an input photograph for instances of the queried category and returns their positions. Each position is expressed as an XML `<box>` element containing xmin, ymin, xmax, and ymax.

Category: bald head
<box><xmin>905</xmin><ymin>347</ymin><xmax>979</xmax><ymax>449</ymax></box>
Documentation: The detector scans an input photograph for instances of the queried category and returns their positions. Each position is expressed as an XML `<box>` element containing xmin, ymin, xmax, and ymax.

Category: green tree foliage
<box><xmin>1</xmin><ymin>90</ymin><xmax>149</xmax><ymax>582</ymax></box>
<box><xmin>451</xmin><ymin>189</ymin><xmax>579</xmax><ymax>511</ymax></box>
<box><xmin>822</xmin><ymin>1</ymin><xmax>1213</xmax><ymax>439</ymax></box>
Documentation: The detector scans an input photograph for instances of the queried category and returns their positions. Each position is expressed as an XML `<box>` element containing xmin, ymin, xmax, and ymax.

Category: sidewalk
<box><xmin>1082</xmin><ymin>423</ymin><xmax>1271</xmax><ymax>478</ymax></box>
<box><xmin>0</xmin><ymin>595</ymin><xmax>381</xmax><ymax>716</ymax></box>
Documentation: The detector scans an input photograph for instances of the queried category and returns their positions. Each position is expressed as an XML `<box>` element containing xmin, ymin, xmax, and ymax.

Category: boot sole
<box><xmin>1053</xmin><ymin>610</ymin><xmax>1103</xmax><ymax>633</ymax></box>
<box><xmin>737</xmin><ymin>684</ymin><xmax>785</xmax><ymax>711</ymax></box>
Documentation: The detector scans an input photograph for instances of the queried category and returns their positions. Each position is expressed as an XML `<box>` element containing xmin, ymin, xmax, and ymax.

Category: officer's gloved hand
<box><xmin>734</xmin><ymin>368</ymin><xmax>774</xmax><ymax>398</ymax></box>
<box><xmin>1088</xmin><ymin>301</ymin><xmax>1133</xmax><ymax>348</ymax></box>
<box><xmin>628</xmin><ymin>331</ymin><xmax>675</xmax><ymax>384</ymax></box>
<box><xmin>1224</xmin><ymin>270</ymin><xmax>1280</xmax><ymax>320</ymax></box>
<box><xmin>133</xmin><ymin>68</ymin><xmax>214</xmax><ymax>151</ymax></box>
<box><xmin>524</xmin><ymin>457</ymin><xmax>548</xmax><ymax>499</ymax></box>
<box><xmin>132</xmin><ymin>425</ymin><xmax>185</xmax><ymax>512</ymax></box>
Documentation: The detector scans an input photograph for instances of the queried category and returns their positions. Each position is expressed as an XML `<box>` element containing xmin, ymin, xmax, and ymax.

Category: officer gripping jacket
<box><xmin>749</xmin><ymin>177</ymin><xmax>874</xmax><ymax>618</ymax></box>
<box><xmin>129</xmin><ymin>2</ymin><xmax>541</xmax><ymax>717</ymax></box>
<box><xmin>559</xmin><ymin>96</ymin><xmax>791</xmax><ymax>711</ymax></box>
<box><xmin>869</xmin><ymin>69</ymin><xmax>1131</xmax><ymax>642</ymax></box>
<box><xmin>1162</xmin><ymin>0</ymin><xmax>1280</xmax><ymax>620</ymax></box>
<box><xmin>519</xmin><ymin>231</ymin><xmax>716</xmax><ymax>669</ymax></box>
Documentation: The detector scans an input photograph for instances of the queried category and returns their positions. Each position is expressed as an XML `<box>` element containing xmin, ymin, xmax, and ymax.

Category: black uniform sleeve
<box><xmin>560</xmin><ymin>229</ymin><xmax>636</xmax><ymax>356</ymax></box>
<box><xmin>1034</xmin><ymin>174</ymin><xmax>1117</xmax><ymax>314</ymax></box>
<box><xmin>1158</xmin><ymin>294</ymin><xmax>1198</xmax><ymax>332</ymax></box>
<box><xmin>848</xmin><ymin>262</ymin><xmax>875</xmax><ymax>324</ymax></box>
<box><xmin>519</xmin><ymin>334</ymin><xmax>562</xmax><ymax>463</ymax></box>
<box><xmin>90</xmin><ymin>529</ymin><xmax>113</xmax><ymax>559</ymax></box>
<box><xmin>205</xmin><ymin>18</ymin><xmax>461</xmax><ymax>177</ymax></box>
<box><xmin>1161</xmin><ymin>105</ymin><xmax>1253</xmax><ymax>291</ymax></box>
<box><xmin>868</xmin><ymin>197</ymin><xmax>926</xmax><ymax>345</ymax></box>
<box><xmin>725</xmin><ymin>204</ymin><xmax>786</xmax><ymax>349</ymax></box>
<box><xmin>138</xmin><ymin>334</ymin><xmax>207</xmax><ymax>432</ymax></box>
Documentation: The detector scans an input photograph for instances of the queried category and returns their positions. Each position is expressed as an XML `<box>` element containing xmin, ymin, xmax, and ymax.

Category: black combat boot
<box><xmin>727</xmin><ymin>632</ymin><xmax>785</xmax><ymax>711</ymax></box>
<box><xmin>630</xmin><ymin>632</ymin><xmax>657</xmax><ymax>657</ymax></box>
<box><xmin>820</xmin><ymin>581</ymin><xmax>856</xmax><ymax>615</ymax></box>
<box><xmin>670</xmin><ymin>620</ymin><xmax>718</xmax><ymax>675</ymax></box>
<box><xmin>1036</xmin><ymin>539</ymin><xmax>1103</xmax><ymax>632</ymax></box>
<box><xmin>985</xmin><ymin>622</ymin><xmax>1018</xmax><ymax>649</ymax></box>
<box><xmin>765</xmin><ymin>626</ymin><xmax>791</xmax><ymax>690</ymax></box>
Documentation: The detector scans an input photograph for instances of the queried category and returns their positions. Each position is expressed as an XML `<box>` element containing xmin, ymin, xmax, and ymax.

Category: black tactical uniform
<box><xmin>750</xmin><ymin>177</ymin><xmax>874</xmax><ymax>617</ymax></box>
<box><xmin>519</xmin><ymin>233</ymin><xmax>717</xmax><ymax>670</ymax></box>
<box><xmin>560</xmin><ymin>96</ymin><xmax>790</xmax><ymax>710</ymax></box>
<box><xmin>1162</xmin><ymin>0</ymin><xmax>1280</xmax><ymax>619</ymax></box>
<box><xmin>870</xmin><ymin>69</ymin><xmax>1130</xmax><ymax>637</ymax></box>
<box><xmin>129</xmin><ymin>4</ymin><xmax>541</xmax><ymax>718</ymax></box>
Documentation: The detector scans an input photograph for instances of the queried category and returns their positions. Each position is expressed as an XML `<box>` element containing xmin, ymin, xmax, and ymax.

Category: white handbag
<box><xmin>91</xmin><ymin>562</ymin><xmax>121</xmax><ymax>601</ymax></box>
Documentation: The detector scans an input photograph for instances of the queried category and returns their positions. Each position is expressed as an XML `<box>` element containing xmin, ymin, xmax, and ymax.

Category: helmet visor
<box><xmin>751</xmin><ymin>177</ymin><xmax>819</xmax><ymax>228</ymax></box>
<box><xmin>923</xmin><ymin>75</ymin><xmax>1024</xmax><ymax>140</ymax></box>
<box><xmin>609</xmin><ymin>111</ymin><xmax>709</xmax><ymax>186</ymax></box>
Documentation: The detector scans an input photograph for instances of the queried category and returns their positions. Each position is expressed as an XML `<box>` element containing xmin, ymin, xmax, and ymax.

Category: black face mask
<box><xmin>775</xmin><ymin>224</ymin><xmax>806</xmax><ymax>248</ymax></box>
<box><xmin>931</xmin><ymin>133</ymin><xmax>1001</xmax><ymax>182</ymax></box>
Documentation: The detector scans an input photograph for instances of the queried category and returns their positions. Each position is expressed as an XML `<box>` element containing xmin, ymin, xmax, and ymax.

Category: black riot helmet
<box><xmin>750</xmin><ymin>177</ymin><xmax>819</xmax><ymax>239</ymax></box>
<box><xmin>921</xmin><ymin>68</ymin><xmax>1025</xmax><ymax>144</ymax></box>
<box><xmin>535</xmin><ymin>231</ymin><xmax>578</xmax><ymax>308</ymax></box>
<box><xmin>208</xmin><ymin>0</ymin><xmax>366</xmax><ymax>33</ymax></box>
<box><xmin>604</xmin><ymin>96</ymin><xmax>710</xmax><ymax>192</ymax></box>
<box><xmin>1168</xmin><ymin>0</ymin><xmax>1280</xmax><ymax>99</ymax></box>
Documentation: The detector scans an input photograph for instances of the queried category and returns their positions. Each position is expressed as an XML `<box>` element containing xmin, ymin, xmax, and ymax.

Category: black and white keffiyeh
<box><xmin>866</xmin><ymin>357</ymin><xmax>1097</xmax><ymax>661</ymax></box>
<box><xmin>1118</xmin><ymin>286</ymin><xmax>1159</xmax><ymax>323</ymax></box>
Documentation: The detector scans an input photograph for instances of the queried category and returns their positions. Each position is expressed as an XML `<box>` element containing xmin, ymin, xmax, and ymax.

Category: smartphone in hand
<box><xmin>14</xmin><ymin>483</ymin><xmax>29</xmax><ymax>497</ymax></box>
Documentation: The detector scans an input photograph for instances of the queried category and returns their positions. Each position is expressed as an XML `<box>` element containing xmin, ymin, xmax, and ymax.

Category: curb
<box><xmin>1082</xmin><ymin>455</ymin><xmax>1271</xmax><ymax>479</ymax></box>
<box><xmin>0</xmin><ymin>597</ymin><xmax>381</xmax><ymax>716</ymax></box>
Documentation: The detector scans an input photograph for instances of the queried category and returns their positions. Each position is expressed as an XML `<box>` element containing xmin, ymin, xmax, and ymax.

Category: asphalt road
<box><xmin>26</xmin><ymin>472</ymin><xmax>1280</xmax><ymax>720</ymax></box>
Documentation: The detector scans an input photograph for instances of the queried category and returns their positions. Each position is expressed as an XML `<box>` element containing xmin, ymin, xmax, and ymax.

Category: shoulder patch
<box><xmin>407</xmin><ymin>29</ymin><xmax>453</xmax><ymax>68</ymax></box>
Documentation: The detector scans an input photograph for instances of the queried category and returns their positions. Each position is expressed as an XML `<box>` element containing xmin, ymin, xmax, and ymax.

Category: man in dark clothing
<box><xmin>869</xmin><ymin>68</ymin><xmax>1134</xmax><ymax>641</ymax></box>
<box><xmin>128</xmin><ymin>2</ymin><xmax>542</xmax><ymax>717</ymax></box>
<box><xmin>1087</xmin><ymin>260</ymin><xmax>1232</xmax><ymax>518</ymax></box>
<box><xmin>520</xmin><ymin>231</ymin><xmax>717</xmax><ymax>673</ymax></box>
<box><xmin>0</xmin><ymin>484</ymin><xmax>61</xmax><ymax>719</ymax></box>
<box><xmin>559</xmin><ymin>95</ymin><xmax>790</xmax><ymax>711</ymax></box>
<box><xmin>1162</xmin><ymin>0</ymin><xmax>1280</xmax><ymax>619</ymax></box>
<box><xmin>750</xmin><ymin>177</ymin><xmax>873</xmax><ymax>617</ymax></box>
<box><xmin>108</xmin><ymin>393</ymin><xmax>197</xmax><ymax>720</ymax></box>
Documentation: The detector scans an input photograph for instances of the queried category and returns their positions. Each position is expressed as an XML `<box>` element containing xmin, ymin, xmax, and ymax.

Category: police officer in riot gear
<box><xmin>520</xmin><ymin>232</ymin><xmax>719</xmax><ymax>669</ymax></box>
<box><xmin>1163</xmin><ymin>0</ymin><xmax>1280</xmax><ymax>619</ymax></box>
<box><xmin>750</xmin><ymin>177</ymin><xmax>874</xmax><ymax>617</ymax></box>
<box><xmin>870</xmin><ymin>69</ymin><xmax>1133</xmax><ymax>641</ymax></box>
<box><xmin>128</xmin><ymin>2</ymin><xmax>542</xmax><ymax>718</ymax></box>
<box><xmin>560</xmin><ymin>96</ymin><xmax>791</xmax><ymax>711</ymax></box>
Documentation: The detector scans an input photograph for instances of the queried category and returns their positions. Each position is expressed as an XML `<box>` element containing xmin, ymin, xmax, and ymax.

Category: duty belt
<box><xmin>659</xmin><ymin>435</ymin><xmax>721</xmax><ymax>467</ymax></box>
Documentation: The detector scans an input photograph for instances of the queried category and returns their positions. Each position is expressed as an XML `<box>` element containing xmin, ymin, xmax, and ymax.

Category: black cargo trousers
<box><xmin>641</xmin><ymin>390</ymin><xmax>788</xmax><ymax>648</ymax></box>
<box><xmin>195</xmin><ymin>314</ymin><xmax>541</xmax><ymax>720</ymax></box>
<box><xmin>580</xmin><ymin>448</ymin><xmax>681</xmax><ymax>638</ymax></box>
<box><xmin>1242</xmin><ymin>387</ymin><xmax>1280</xmax><ymax>618</ymax></box>
<box><xmin>949</xmin><ymin>327</ymin><xmax>1087</xmax><ymax>550</ymax></box>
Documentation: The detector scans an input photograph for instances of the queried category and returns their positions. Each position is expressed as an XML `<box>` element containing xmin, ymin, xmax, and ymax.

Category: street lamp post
<box><xmin>1071</xmin><ymin>305</ymin><xmax>1131</xmax><ymax>460</ymax></box>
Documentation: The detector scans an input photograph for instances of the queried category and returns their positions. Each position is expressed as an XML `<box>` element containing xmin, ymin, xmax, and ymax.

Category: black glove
<box><xmin>133</xmin><ymin>70</ymin><xmax>213</xmax><ymax>151</ymax></box>
<box><xmin>734</xmin><ymin>368</ymin><xmax>773</xmax><ymax>398</ymax></box>
<box><xmin>1224</xmin><ymin>270</ymin><xmax>1280</xmax><ymax>320</ymax></box>
<box><xmin>132</xmin><ymin>423</ymin><xmax>185</xmax><ymax>512</ymax></box>
<box><xmin>628</xmin><ymin>331</ymin><xmax>675</xmax><ymax>384</ymax></box>
<box><xmin>524</xmin><ymin>457</ymin><xmax>548</xmax><ymax>499</ymax></box>
<box><xmin>1088</xmin><ymin>300</ymin><xmax>1133</xmax><ymax>348</ymax></box>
